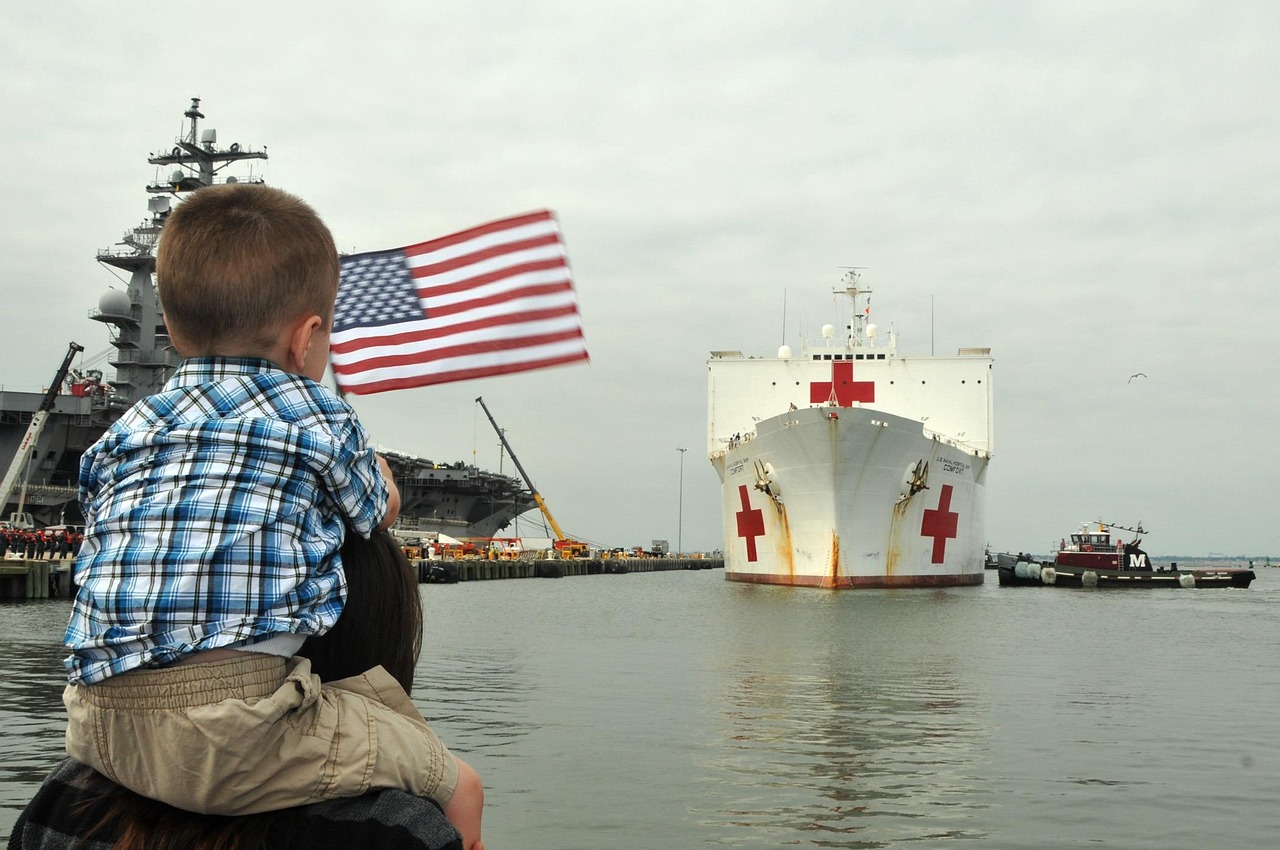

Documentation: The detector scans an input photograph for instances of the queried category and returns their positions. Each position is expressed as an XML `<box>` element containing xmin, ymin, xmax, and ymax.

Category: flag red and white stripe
<box><xmin>330</xmin><ymin>210</ymin><xmax>588</xmax><ymax>395</ymax></box>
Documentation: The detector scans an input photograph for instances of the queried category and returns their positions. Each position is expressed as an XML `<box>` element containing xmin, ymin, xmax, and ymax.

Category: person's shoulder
<box><xmin>281</xmin><ymin>789</ymin><xmax>462</xmax><ymax>850</ymax></box>
<box><xmin>10</xmin><ymin>759</ymin><xmax>116</xmax><ymax>850</ymax></box>
<box><xmin>248</xmin><ymin>368</ymin><xmax>358</xmax><ymax>419</ymax></box>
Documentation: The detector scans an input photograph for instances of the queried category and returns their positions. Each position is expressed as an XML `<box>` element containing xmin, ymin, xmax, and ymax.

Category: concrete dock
<box><xmin>0</xmin><ymin>559</ymin><xmax>70</xmax><ymax>600</ymax></box>
<box><xmin>415</xmin><ymin>556</ymin><xmax>723</xmax><ymax>583</ymax></box>
<box><xmin>0</xmin><ymin>556</ymin><xmax>723</xmax><ymax>600</ymax></box>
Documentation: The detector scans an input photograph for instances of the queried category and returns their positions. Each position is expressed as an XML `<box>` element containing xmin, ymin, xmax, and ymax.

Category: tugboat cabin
<box><xmin>1056</xmin><ymin>523</ymin><xmax>1134</xmax><ymax>569</ymax></box>
<box><xmin>1067</xmin><ymin>530</ymin><xmax>1118</xmax><ymax>553</ymax></box>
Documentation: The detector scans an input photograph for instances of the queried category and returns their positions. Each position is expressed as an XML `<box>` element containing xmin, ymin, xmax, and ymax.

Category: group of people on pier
<box><xmin>0</xmin><ymin>526</ymin><xmax>82</xmax><ymax>560</ymax></box>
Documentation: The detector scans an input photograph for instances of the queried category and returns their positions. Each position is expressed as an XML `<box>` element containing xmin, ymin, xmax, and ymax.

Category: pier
<box><xmin>0</xmin><ymin>559</ymin><xmax>70</xmax><ymax>600</ymax></box>
<box><xmin>0</xmin><ymin>556</ymin><xmax>724</xmax><ymax>600</ymax></box>
<box><xmin>414</xmin><ymin>556</ymin><xmax>722</xmax><ymax>583</ymax></box>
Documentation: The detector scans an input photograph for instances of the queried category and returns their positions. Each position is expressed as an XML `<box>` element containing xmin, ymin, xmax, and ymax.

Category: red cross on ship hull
<box><xmin>734</xmin><ymin>485</ymin><xmax>765</xmax><ymax>562</ymax></box>
<box><xmin>920</xmin><ymin>484</ymin><xmax>959</xmax><ymax>564</ymax></box>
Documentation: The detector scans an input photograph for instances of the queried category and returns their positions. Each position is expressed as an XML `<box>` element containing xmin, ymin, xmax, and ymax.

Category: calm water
<box><xmin>3</xmin><ymin>568</ymin><xmax>1278</xmax><ymax>848</ymax></box>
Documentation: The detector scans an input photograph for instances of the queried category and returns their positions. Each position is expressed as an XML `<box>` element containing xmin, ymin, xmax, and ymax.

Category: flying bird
<box><xmin>1128</xmin><ymin>372</ymin><xmax>1147</xmax><ymax>383</ymax></box>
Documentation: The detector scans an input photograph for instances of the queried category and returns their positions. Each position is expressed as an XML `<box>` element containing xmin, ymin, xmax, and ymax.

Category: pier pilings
<box><xmin>0</xmin><ymin>556</ymin><xmax>725</xmax><ymax>600</ymax></box>
<box><xmin>0</xmin><ymin>559</ymin><xmax>73</xmax><ymax>600</ymax></box>
<box><xmin>415</xmin><ymin>557</ymin><xmax>722</xmax><ymax>583</ymax></box>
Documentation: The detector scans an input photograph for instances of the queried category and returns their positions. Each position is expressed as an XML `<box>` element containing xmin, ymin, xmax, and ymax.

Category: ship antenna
<box><xmin>781</xmin><ymin>288</ymin><xmax>787</xmax><ymax>346</ymax></box>
<box><xmin>835</xmin><ymin>266</ymin><xmax>869</xmax><ymax>347</ymax></box>
<box><xmin>183</xmin><ymin>97</ymin><xmax>204</xmax><ymax>146</ymax></box>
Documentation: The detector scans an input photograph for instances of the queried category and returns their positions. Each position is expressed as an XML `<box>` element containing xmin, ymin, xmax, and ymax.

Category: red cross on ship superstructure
<box><xmin>735</xmin><ymin>485</ymin><xmax>765</xmax><ymax>562</ymax></box>
<box><xmin>809</xmin><ymin>361</ymin><xmax>875</xmax><ymax>406</ymax></box>
<box><xmin>920</xmin><ymin>484</ymin><xmax>959</xmax><ymax>564</ymax></box>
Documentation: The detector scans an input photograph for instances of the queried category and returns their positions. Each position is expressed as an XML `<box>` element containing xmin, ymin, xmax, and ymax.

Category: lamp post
<box><xmin>676</xmin><ymin>447</ymin><xmax>687</xmax><ymax>555</ymax></box>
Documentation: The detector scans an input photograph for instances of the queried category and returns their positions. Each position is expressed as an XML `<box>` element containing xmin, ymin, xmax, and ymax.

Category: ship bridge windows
<box><xmin>809</xmin><ymin>353</ymin><xmax>888</xmax><ymax>361</ymax></box>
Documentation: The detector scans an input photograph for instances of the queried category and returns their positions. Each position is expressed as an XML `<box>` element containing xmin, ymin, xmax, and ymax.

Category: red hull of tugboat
<box><xmin>997</xmin><ymin>522</ymin><xmax>1256</xmax><ymax>589</ymax></box>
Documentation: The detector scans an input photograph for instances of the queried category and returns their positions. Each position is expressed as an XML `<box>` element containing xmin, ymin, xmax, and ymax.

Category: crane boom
<box><xmin>474</xmin><ymin>396</ymin><xmax>571</xmax><ymax>543</ymax></box>
<box><xmin>0</xmin><ymin>342</ymin><xmax>86</xmax><ymax>519</ymax></box>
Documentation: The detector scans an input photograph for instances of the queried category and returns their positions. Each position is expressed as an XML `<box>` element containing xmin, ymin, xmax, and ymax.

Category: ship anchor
<box><xmin>753</xmin><ymin>460</ymin><xmax>783</xmax><ymax>507</ymax></box>
<box><xmin>896</xmin><ymin>459</ymin><xmax>930</xmax><ymax>505</ymax></box>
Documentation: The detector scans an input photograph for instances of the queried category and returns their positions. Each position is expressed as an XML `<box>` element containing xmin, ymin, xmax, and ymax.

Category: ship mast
<box><xmin>833</xmin><ymin>267</ymin><xmax>872</xmax><ymax>348</ymax></box>
<box><xmin>92</xmin><ymin>98</ymin><xmax>268</xmax><ymax>417</ymax></box>
<box><xmin>145</xmin><ymin>97</ymin><xmax>268</xmax><ymax>192</ymax></box>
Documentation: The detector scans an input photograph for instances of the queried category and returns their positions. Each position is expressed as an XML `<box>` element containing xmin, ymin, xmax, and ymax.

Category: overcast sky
<box><xmin>2</xmin><ymin>2</ymin><xmax>1277</xmax><ymax>557</ymax></box>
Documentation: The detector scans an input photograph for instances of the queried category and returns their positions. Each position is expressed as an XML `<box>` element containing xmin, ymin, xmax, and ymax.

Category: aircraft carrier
<box><xmin>0</xmin><ymin>98</ymin><xmax>535</xmax><ymax>536</ymax></box>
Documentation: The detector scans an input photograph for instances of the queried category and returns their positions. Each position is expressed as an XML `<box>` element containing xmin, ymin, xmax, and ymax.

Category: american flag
<box><xmin>330</xmin><ymin>210</ymin><xmax>588</xmax><ymax>395</ymax></box>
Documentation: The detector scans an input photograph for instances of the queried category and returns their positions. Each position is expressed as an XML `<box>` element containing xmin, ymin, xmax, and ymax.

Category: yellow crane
<box><xmin>475</xmin><ymin>396</ymin><xmax>588</xmax><ymax>559</ymax></box>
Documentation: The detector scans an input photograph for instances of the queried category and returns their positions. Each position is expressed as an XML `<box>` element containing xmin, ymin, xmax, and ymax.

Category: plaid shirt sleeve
<box><xmin>303</xmin><ymin>402</ymin><xmax>388</xmax><ymax>538</ymax></box>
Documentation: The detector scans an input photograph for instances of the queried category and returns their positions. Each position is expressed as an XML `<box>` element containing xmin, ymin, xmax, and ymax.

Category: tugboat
<box><xmin>997</xmin><ymin>522</ymin><xmax>1255</xmax><ymax>588</ymax></box>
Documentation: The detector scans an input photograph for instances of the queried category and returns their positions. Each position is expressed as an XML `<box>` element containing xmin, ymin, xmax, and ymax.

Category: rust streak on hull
<box><xmin>828</xmin><ymin>532</ymin><xmax>840</xmax><ymax>588</ymax></box>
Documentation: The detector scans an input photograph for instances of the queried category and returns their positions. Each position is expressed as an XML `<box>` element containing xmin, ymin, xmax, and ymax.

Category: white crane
<box><xmin>0</xmin><ymin>342</ymin><xmax>85</xmax><ymax>523</ymax></box>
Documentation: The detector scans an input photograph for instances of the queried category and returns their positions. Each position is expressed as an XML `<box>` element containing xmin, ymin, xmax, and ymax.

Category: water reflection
<box><xmin>0</xmin><ymin>602</ymin><xmax>72</xmax><ymax>835</ymax></box>
<box><xmin>5</xmin><ymin>572</ymin><xmax>1275</xmax><ymax>847</ymax></box>
<box><xmin>697</xmin><ymin>588</ymin><xmax>992</xmax><ymax>846</ymax></box>
<box><xmin>415</xmin><ymin>646</ymin><xmax>533</xmax><ymax>758</ymax></box>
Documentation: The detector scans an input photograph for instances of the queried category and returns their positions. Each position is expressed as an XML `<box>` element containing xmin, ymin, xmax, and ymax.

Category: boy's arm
<box><xmin>443</xmin><ymin>756</ymin><xmax>485</xmax><ymax>850</ymax></box>
<box><xmin>376</xmin><ymin>453</ymin><xmax>401</xmax><ymax>531</ymax></box>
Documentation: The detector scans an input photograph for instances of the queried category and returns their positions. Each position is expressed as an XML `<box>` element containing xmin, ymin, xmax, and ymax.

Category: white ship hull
<box><xmin>706</xmin><ymin>273</ymin><xmax>993</xmax><ymax>588</ymax></box>
<box><xmin>712</xmin><ymin>405</ymin><xmax>988</xmax><ymax>587</ymax></box>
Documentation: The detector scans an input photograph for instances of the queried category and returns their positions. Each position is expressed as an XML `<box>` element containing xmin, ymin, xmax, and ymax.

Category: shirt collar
<box><xmin>167</xmin><ymin>356</ymin><xmax>285</xmax><ymax>387</ymax></box>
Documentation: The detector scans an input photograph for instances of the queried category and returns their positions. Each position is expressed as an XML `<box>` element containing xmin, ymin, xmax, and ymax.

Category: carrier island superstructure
<box><xmin>707</xmin><ymin>272</ymin><xmax>994</xmax><ymax>587</ymax></box>
<box><xmin>0</xmin><ymin>98</ymin><xmax>534</xmax><ymax>535</ymax></box>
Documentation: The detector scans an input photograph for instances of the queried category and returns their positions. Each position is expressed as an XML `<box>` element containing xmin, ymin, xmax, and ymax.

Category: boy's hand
<box><xmin>375</xmin><ymin>454</ymin><xmax>402</xmax><ymax>531</ymax></box>
<box><xmin>444</xmin><ymin>756</ymin><xmax>485</xmax><ymax>850</ymax></box>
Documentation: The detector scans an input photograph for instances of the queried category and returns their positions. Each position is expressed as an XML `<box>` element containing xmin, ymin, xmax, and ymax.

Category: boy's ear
<box><xmin>286</xmin><ymin>313</ymin><xmax>326</xmax><ymax>376</ymax></box>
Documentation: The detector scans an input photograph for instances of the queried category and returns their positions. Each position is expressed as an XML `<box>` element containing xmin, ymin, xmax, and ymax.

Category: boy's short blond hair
<box><xmin>157</xmin><ymin>184</ymin><xmax>340</xmax><ymax>355</ymax></box>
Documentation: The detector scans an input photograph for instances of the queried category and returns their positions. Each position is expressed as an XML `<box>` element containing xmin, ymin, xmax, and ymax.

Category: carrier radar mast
<box><xmin>145</xmin><ymin>97</ymin><xmax>268</xmax><ymax>193</ymax></box>
<box><xmin>93</xmin><ymin>98</ymin><xmax>269</xmax><ymax>413</ymax></box>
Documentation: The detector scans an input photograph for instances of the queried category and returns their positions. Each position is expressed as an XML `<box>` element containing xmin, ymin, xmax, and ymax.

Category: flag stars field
<box><xmin>330</xmin><ymin>210</ymin><xmax>590</xmax><ymax>395</ymax></box>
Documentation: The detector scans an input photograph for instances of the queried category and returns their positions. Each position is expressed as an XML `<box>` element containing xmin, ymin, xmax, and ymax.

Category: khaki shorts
<box><xmin>63</xmin><ymin>654</ymin><xmax>458</xmax><ymax>816</ymax></box>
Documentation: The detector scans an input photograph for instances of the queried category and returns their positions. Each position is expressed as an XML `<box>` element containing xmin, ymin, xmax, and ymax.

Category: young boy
<box><xmin>63</xmin><ymin>184</ymin><xmax>483</xmax><ymax>847</ymax></box>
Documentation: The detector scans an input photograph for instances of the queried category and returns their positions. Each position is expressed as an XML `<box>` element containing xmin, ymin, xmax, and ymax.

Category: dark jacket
<box><xmin>8</xmin><ymin>759</ymin><xmax>462</xmax><ymax>850</ymax></box>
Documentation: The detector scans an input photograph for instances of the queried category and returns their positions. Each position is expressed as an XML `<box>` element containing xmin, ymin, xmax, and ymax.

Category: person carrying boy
<box><xmin>62</xmin><ymin>184</ymin><xmax>483</xmax><ymax>849</ymax></box>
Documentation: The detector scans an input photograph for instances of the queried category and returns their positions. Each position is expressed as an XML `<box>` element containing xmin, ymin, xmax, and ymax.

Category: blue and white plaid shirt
<box><xmin>65</xmin><ymin>357</ymin><xmax>389</xmax><ymax>685</ymax></box>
